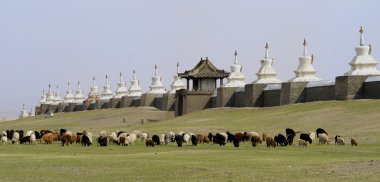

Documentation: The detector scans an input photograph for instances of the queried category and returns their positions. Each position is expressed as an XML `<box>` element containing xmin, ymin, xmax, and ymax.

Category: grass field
<box><xmin>1</xmin><ymin>100</ymin><xmax>380</xmax><ymax>181</ymax></box>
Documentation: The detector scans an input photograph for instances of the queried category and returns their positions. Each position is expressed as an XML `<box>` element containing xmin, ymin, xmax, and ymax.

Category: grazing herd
<box><xmin>0</xmin><ymin>128</ymin><xmax>359</xmax><ymax>149</ymax></box>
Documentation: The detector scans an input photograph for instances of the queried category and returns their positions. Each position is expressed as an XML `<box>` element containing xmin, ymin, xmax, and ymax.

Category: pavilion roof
<box><xmin>178</xmin><ymin>57</ymin><xmax>229</xmax><ymax>79</ymax></box>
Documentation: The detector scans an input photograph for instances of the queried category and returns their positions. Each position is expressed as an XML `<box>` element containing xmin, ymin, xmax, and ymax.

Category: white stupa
<box><xmin>64</xmin><ymin>82</ymin><xmax>75</xmax><ymax>104</ymax></box>
<box><xmin>148</xmin><ymin>64</ymin><xmax>166</xmax><ymax>94</ymax></box>
<box><xmin>46</xmin><ymin>84</ymin><xmax>55</xmax><ymax>104</ymax></box>
<box><xmin>101</xmin><ymin>75</ymin><xmax>113</xmax><ymax>102</ymax></box>
<box><xmin>53</xmin><ymin>86</ymin><xmax>63</xmax><ymax>105</ymax></box>
<box><xmin>169</xmin><ymin>63</ymin><xmax>186</xmax><ymax>94</ymax></box>
<box><xmin>128</xmin><ymin>70</ymin><xmax>143</xmax><ymax>97</ymax></box>
<box><xmin>253</xmin><ymin>43</ymin><xmax>282</xmax><ymax>84</ymax></box>
<box><xmin>115</xmin><ymin>72</ymin><xmax>129</xmax><ymax>98</ymax></box>
<box><xmin>28</xmin><ymin>108</ymin><xmax>35</xmax><ymax>117</ymax></box>
<box><xmin>288</xmin><ymin>39</ymin><xmax>322</xmax><ymax>82</ymax></box>
<box><xmin>344</xmin><ymin>27</ymin><xmax>380</xmax><ymax>76</ymax></box>
<box><xmin>74</xmin><ymin>81</ymin><xmax>85</xmax><ymax>104</ymax></box>
<box><xmin>19</xmin><ymin>104</ymin><xmax>28</xmax><ymax>119</ymax></box>
<box><xmin>39</xmin><ymin>90</ymin><xmax>47</xmax><ymax>104</ymax></box>
<box><xmin>88</xmin><ymin>77</ymin><xmax>101</xmax><ymax>99</ymax></box>
<box><xmin>224</xmin><ymin>50</ymin><xmax>246</xmax><ymax>87</ymax></box>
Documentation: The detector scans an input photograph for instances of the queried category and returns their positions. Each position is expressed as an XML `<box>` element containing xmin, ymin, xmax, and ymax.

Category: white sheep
<box><xmin>336</xmin><ymin>136</ymin><xmax>345</xmax><ymax>145</ymax></box>
<box><xmin>308</xmin><ymin>132</ymin><xmax>316</xmax><ymax>143</ymax></box>
<box><xmin>25</xmin><ymin>130</ymin><xmax>34</xmax><ymax>137</ymax></box>
<box><xmin>29</xmin><ymin>133</ymin><xmax>36</xmax><ymax>144</ymax></box>
<box><xmin>183</xmin><ymin>133</ymin><xmax>191</xmax><ymax>143</ymax></box>
<box><xmin>123</xmin><ymin>133</ymin><xmax>137</xmax><ymax>146</ymax></box>
<box><xmin>246</xmin><ymin>131</ymin><xmax>260</xmax><ymax>140</ymax></box>
<box><xmin>1</xmin><ymin>131</ymin><xmax>7</xmax><ymax>144</ymax></box>
<box><xmin>318</xmin><ymin>133</ymin><xmax>329</xmax><ymax>144</ymax></box>
<box><xmin>127</xmin><ymin>133</ymin><xmax>137</xmax><ymax>145</ymax></box>
<box><xmin>139</xmin><ymin>132</ymin><xmax>148</xmax><ymax>142</ymax></box>
<box><xmin>108</xmin><ymin>132</ymin><xmax>118</xmax><ymax>145</ymax></box>
<box><xmin>85</xmin><ymin>132</ymin><xmax>93</xmax><ymax>144</ymax></box>
<box><xmin>12</xmin><ymin>132</ymin><xmax>20</xmax><ymax>144</ymax></box>
<box><xmin>159</xmin><ymin>134</ymin><xmax>166</xmax><ymax>145</ymax></box>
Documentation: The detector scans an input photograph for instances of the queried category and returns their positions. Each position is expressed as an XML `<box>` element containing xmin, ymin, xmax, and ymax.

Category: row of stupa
<box><xmin>39</xmin><ymin>64</ymin><xmax>187</xmax><ymax>105</ymax></box>
<box><xmin>219</xmin><ymin>26</ymin><xmax>379</xmax><ymax>87</ymax></box>
<box><xmin>37</xmin><ymin>27</ymin><xmax>380</xmax><ymax>106</ymax></box>
<box><xmin>19</xmin><ymin>104</ymin><xmax>35</xmax><ymax>119</ymax></box>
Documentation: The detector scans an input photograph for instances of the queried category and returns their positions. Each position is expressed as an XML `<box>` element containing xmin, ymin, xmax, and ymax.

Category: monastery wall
<box><xmin>304</xmin><ymin>82</ymin><xmax>335</xmax><ymax>102</ymax></box>
<box><xmin>364</xmin><ymin>77</ymin><xmax>380</xmax><ymax>99</ymax></box>
<box><xmin>34</xmin><ymin>75</ymin><xmax>380</xmax><ymax>117</ymax></box>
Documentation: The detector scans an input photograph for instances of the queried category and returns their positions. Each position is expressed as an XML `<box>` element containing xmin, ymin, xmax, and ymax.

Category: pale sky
<box><xmin>0</xmin><ymin>1</ymin><xmax>379</xmax><ymax>118</ymax></box>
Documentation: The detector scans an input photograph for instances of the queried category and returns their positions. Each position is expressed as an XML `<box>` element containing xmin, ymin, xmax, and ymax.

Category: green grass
<box><xmin>1</xmin><ymin>100</ymin><xmax>380</xmax><ymax>181</ymax></box>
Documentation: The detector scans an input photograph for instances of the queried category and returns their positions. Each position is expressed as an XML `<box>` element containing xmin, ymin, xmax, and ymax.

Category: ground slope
<box><xmin>3</xmin><ymin>99</ymin><xmax>379</xmax><ymax>144</ymax></box>
<box><xmin>0</xmin><ymin>100</ymin><xmax>380</xmax><ymax>181</ymax></box>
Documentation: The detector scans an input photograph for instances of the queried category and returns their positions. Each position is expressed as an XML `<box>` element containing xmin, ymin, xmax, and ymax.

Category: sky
<box><xmin>0</xmin><ymin>1</ymin><xmax>379</xmax><ymax>119</ymax></box>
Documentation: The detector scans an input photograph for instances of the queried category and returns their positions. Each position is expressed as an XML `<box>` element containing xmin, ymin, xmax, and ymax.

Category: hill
<box><xmin>2</xmin><ymin>99</ymin><xmax>380</xmax><ymax>144</ymax></box>
<box><xmin>1</xmin><ymin>100</ymin><xmax>380</xmax><ymax>181</ymax></box>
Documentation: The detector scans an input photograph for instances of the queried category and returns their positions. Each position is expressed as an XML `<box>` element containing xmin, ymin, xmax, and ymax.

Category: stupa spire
<box><xmin>133</xmin><ymin>70</ymin><xmax>137</xmax><ymax>80</ymax></box>
<box><xmin>39</xmin><ymin>89</ymin><xmax>47</xmax><ymax>105</ymax></box>
<box><xmin>154</xmin><ymin>64</ymin><xmax>158</xmax><ymax>76</ymax></box>
<box><xmin>78</xmin><ymin>81</ymin><xmax>81</xmax><ymax>90</ymax></box>
<box><xmin>360</xmin><ymin>26</ymin><xmax>364</xmax><ymax>46</ymax></box>
<box><xmin>128</xmin><ymin>70</ymin><xmax>143</xmax><ymax>97</ymax></box>
<box><xmin>101</xmin><ymin>74</ymin><xmax>113</xmax><ymax>102</ymax></box>
<box><xmin>53</xmin><ymin>85</ymin><xmax>63</xmax><ymax>105</ymax></box>
<box><xmin>345</xmin><ymin>27</ymin><xmax>380</xmax><ymax>76</ymax></box>
<box><xmin>46</xmin><ymin>84</ymin><xmax>55</xmax><ymax>104</ymax></box>
<box><xmin>88</xmin><ymin>76</ymin><xmax>101</xmax><ymax>99</ymax></box>
<box><xmin>303</xmin><ymin>38</ymin><xmax>308</xmax><ymax>56</ymax></box>
<box><xmin>265</xmin><ymin>43</ymin><xmax>269</xmax><ymax>58</ymax></box>
<box><xmin>234</xmin><ymin>50</ymin><xmax>238</xmax><ymax>64</ymax></box>
<box><xmin>253</xmin><ymin>43</ymin><xmax>282</xmax><ymax>84</ymax></box>
<box><xmin>115</xmin><ymin>72</ymin><xmax>128</xmax><ymax>98</ymax></box>
<box><xmin>289</xmin><ymin>39</ymin><xmax>321</xmax><ymax>82</ymax></box>
<box><xmin>170</xmin><ymin>62</ymin><xmax>186</xmax><ymax>93</ymax></box>
<box><xmin>149</xmin><ymin>64</ymin><xmax>166</xmax><ymax>94</ymax></box>
<box><xmin>64</xmin><ymin>82</ymin><xmax>75</xmax><ymax>104</ymax></box>
<box><xmin>223</xmin><ymin>50</ymin><xmax>246</xmax><ymax>87</ymax></box>
<box><xmin>19</xmin><ymin>104</ymin><xmax>28</xmax><ymax>119</ymax></box>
